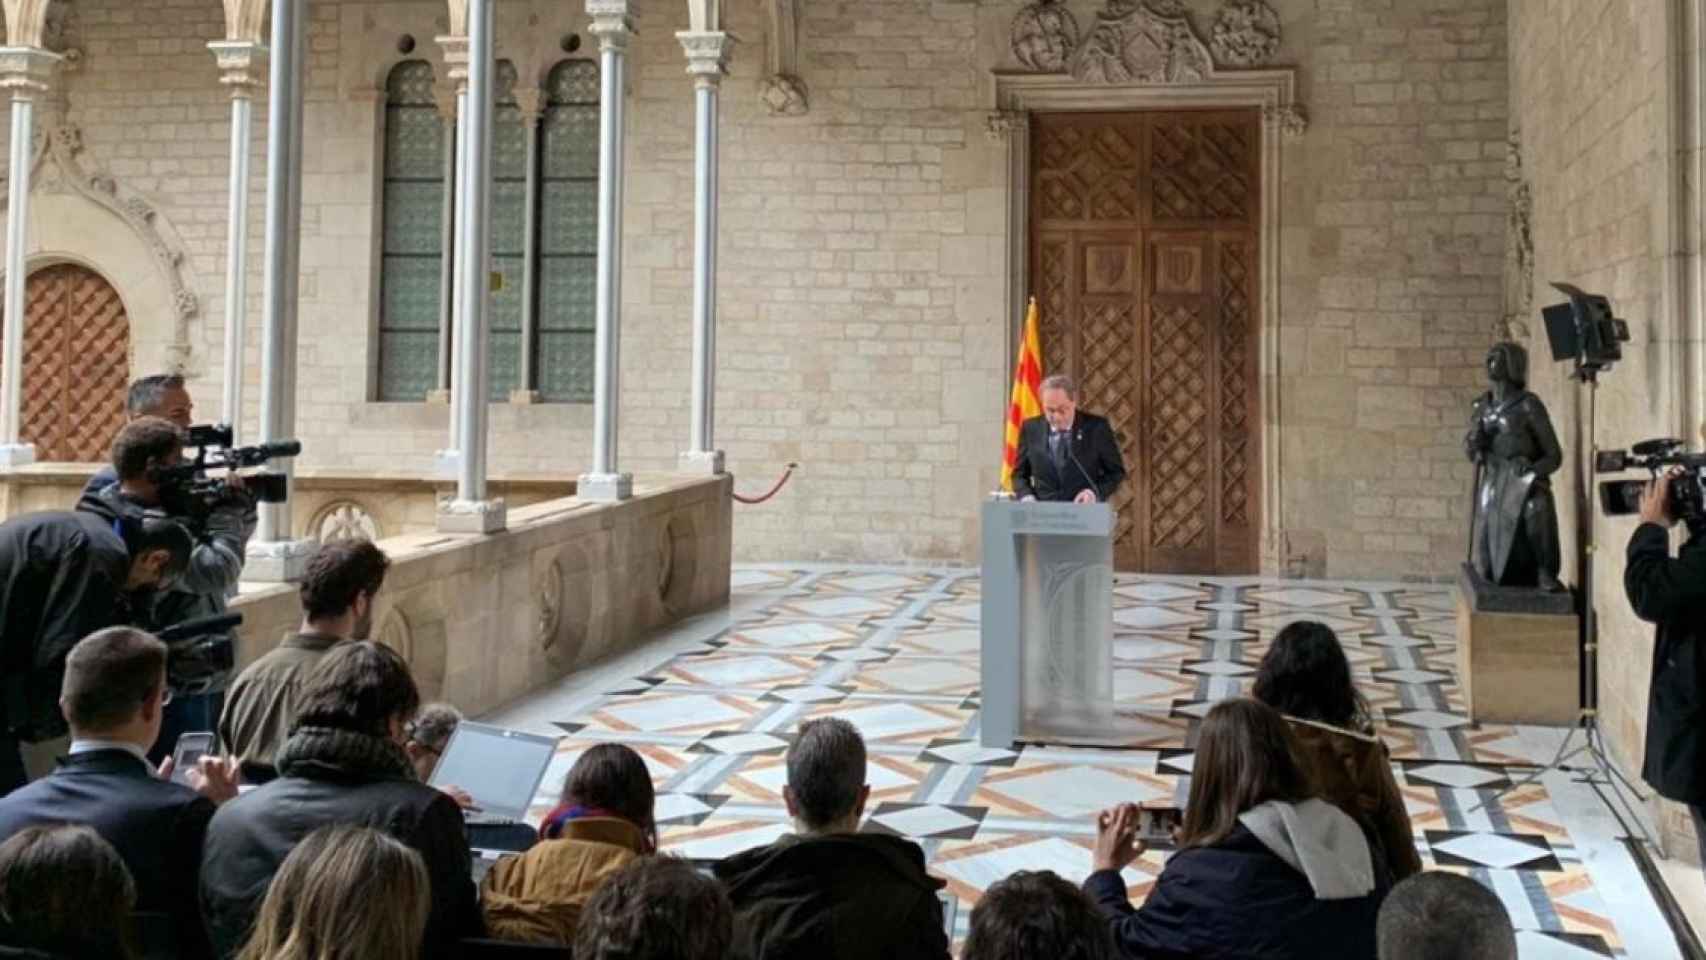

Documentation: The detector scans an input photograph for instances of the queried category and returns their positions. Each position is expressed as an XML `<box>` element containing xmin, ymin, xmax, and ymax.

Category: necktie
<box><xmin>1050</xmin><ymin>431</ymin><xmax>1066</xmax><ymax>474</ymax></box>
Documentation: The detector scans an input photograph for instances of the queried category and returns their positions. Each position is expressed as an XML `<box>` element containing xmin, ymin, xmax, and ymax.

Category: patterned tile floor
<box><xmin>485</xmin><ymin>566</ymin><xmax>1688</xmax><ymax>960</ymax></box>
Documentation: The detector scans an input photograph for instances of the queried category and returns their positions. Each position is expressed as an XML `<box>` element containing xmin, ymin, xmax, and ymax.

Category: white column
<box><xmin>437</xmin><ymin>0</ymin><xmax>505</xmax><ymax>534</ymax></box>
<box><xmin>432</xmin><ymin>39</ymin><xmax>469</xmax><ymax>477</ymax></box>
<box><xmin>579</xmin><ymin>0</ymin><xmax>636</xmax><ymax>502</ymax></box>
<box><xmin>0</xmin><ymin>47</ymin><xmax>57</xmax><ymax>467</ymax></box>
<box><xmin>677</xmin><ymin>31</ymin><xmax>732</xmax><ymax>475</ymax></box>
<box><xmin>245</xmin><ymin>0</ymin><xmax>314</xmax><ymax>581</ymax></box>
<box><xmin>512</xmin><ymin>89</ymin><xmax>544</xmax><ymax>404</ymax></box>
<box><xmin>209</xmin><ymin>41</ymin><xmax>267</xmax><ymax>441</ymax></box>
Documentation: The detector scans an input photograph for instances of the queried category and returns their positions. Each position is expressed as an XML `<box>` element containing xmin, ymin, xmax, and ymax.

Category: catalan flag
<box><xmin>1001</xmin><ymin>297</ymin><xmax>1045</xmax><ymax>492</ymax></box>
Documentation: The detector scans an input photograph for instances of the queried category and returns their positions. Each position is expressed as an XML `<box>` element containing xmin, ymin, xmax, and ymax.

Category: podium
<box><xmin>979</xmin><ymin>498</ymin><xmax>1115</xmax><ymax>748</ymax></box>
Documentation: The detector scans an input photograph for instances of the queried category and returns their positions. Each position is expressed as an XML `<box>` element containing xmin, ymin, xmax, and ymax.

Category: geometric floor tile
<box><xmin>867</xmin><ymin>802</ymin><xmax>986</xmax><ymax>840</ymax></box>
<box><xmin>1427</xmin><ymin>830</ymin><xmax>1562</xmax><ymax>871</ymax></box>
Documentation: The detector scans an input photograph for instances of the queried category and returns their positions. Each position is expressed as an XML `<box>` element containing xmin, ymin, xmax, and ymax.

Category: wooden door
<box><xmin>1030</xmin><ymin>110</ymin><xmax>1261</xmax><ymax>574</ymax></box>
<box><xmin>3</xmin><ymin>264</ymin><xmax>131</xmax><ymax>462</ymax></box>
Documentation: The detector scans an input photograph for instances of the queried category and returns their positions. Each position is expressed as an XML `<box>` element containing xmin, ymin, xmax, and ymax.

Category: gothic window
<box><xmin>376</xmin><ymin>60</ymin><xmax>445</xmax><ymax>402</ymax></box>
<box><xmin>489</xmin><ymin>60</ymin><xmax>525</xmax><ymax>400</ymax></box>
<box><xmin>538</xmin><ymin>59</ymin><xmax>601</xmax><ymax>403</ymax></box>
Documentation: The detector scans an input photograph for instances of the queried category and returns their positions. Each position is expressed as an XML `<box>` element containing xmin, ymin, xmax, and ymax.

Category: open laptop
<box><xmin>427</xmin><ymin>721</ymin><xmax>560</xmax><ymax>825</ymax></box>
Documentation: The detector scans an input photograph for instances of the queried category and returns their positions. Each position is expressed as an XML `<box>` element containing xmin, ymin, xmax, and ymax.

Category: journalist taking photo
<box><xmin>1625</xmin><ymin>467</ymin><xmax>1706</xmax><ymax>868</ymax></box>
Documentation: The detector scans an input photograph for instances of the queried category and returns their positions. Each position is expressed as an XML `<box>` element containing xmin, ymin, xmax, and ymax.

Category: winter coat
<box><xmin>479</xmin><ymin>817</ymin><xmax>647</xmax><ymax>945</ymax></box>
<box><xmin>199</xmin><ymin>725</ymin><xmax>481</xmax><ymax>959</ymax></box>
<box><xmin>1283</xmin><ymin>716</ymin><xmax>1422</xmax><ymax>881</ymax></box>
<box><xmin>1626</xmin><ymin>521</ymin><xmax>1706</xmax><ymax>803</ymax></box>
<box><xmin>713</xmin><ymin>832</ymin><xmax>949</xmax><ymax>960</ymax></box>
<box><xmin>1085</xmin><ymin>798</ymin><xmax>1383</xmax><ymax>960</ymax></box>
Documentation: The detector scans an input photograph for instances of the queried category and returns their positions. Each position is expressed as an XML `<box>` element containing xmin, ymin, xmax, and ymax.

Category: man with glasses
<box><xmin>0</xmin><ymin>627</ymin><xmax>238</xmax><ymax>959</ymax></box>
<box><xmin>1010</xmin><ymin>374</ymin><xmax>1127</xmax><ymax>506</ymax></box>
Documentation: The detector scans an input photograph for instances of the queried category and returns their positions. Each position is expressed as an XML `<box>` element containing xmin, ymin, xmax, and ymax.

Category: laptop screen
<box><xmin>427</xmin><ymin>721</ymin><xmax>560</xmax><ymax>823</ymax></box>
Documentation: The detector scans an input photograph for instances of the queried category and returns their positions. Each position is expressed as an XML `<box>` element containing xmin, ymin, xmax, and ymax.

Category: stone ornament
<box><xmin>1012</xmin><ymin>0</ymin><xmax>1079</xmax><ymax>74</ymax></box>
<box><xmin>535</xmin><ymin>558</ymin><xmax>564</xmax><ymax>650</ymax></box>
<box><xmin>1210</xmin><ymin>0</ymin><xmax>1280</xmax><ymax>69</ymax></box>
<box><xmin>985</xmin><ymin>110</ymin><xmax>1030</xmax><ymax>141</ymax></box>
<box><xmin>764</xmin><ymin>0</ymin><xmax>806</xmax><ymax>115</ymax></box>
<box><xmin>1069</xmin><ymin>2</ymin><xmax>1214</xmax><ymax>85</ymax></box>
<box><xmin>311</xmin><ymin>500</ymin><xmax>381</xmax><ymax>542</ymax></box>
<box><xmin>1503</xmin><ymin>128</ymin><xmax>1534</xmax><ymax>341</ymax></box>
<box><xmin>1261</xmin><ymin>102</ymin><xmax>1307</xmax><ymax>138</ymax></box>
<box><xmin>760</xmin><ymin>73</ymin><xmax>808</xmax><ymax>116</ymax></box>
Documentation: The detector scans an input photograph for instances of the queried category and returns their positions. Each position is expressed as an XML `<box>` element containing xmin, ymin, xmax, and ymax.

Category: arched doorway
<box><xmin>5</xmin><ymin>264</ymin><xmax>131</xmax><ymax>462</ymax></box>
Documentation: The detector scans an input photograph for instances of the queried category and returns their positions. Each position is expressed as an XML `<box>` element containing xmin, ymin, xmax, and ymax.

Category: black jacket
<box><xmin>0</xmin><ymin>511</ymin><xmax>136</xmax><ymax>741</ymax></box>
<box><xmin>1010</xmin><ymin>412</ymin><xmax>1127</xmax><ymax>503</ymax></box>
<box><xmin>199</xmin><ymin>726</ymin><xmax>481</xmax><ymax>959</ymax></box>
<box><xmin>713</xmin><ymin>832</ymin><xmax>948</xmax><ymax>960</ymax></box>
<box><xmin>1626</xmin><ymin>521</ymin><xmax>1706</xmax><ymax>802</ymax></box>
<box><xmin>0</xmin><ymin>749</ymin><xmax>215</xmax><ymax>958</ymax></box>
<box><xmin>1084</xmin><ymin>824</ymin><xmax>1380</xmax><ymax>960</ymax></box>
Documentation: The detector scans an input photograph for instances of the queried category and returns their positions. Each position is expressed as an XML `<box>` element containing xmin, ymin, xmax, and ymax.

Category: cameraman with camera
<box><xmin>78</xmin><ymin>416</ymin><xmax>256</xmax><ymax>763</ymax></box>
<box><xmin>1625</xmin><ymin>467</ymin><xmax>1706</xmax><ymax>869</ymax></box>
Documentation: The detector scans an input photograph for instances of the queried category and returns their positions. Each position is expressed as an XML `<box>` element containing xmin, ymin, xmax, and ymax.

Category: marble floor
<box><xmin>484</xmin><ymin>565</ymin><xmax>1693</xmax><ymax>959</ymax></box>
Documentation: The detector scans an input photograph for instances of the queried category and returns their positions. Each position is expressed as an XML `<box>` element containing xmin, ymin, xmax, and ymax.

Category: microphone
<box><xmin>1067</xmin><ymin>446</ymin><xmax>1098</xmax><ymax>502</ymax></box>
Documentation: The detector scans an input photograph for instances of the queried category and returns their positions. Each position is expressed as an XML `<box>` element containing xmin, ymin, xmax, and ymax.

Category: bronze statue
<box><xmin>1465</xmin><ymin>342</ymin><xmax>1564</xmax><ymax>590</ymax></box>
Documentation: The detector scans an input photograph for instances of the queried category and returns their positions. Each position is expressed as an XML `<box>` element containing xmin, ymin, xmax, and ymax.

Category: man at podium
<box><xmin>1011</xmin><ymin>374</ymin><xmax>1127</xmax><ymax>504</ymax></box>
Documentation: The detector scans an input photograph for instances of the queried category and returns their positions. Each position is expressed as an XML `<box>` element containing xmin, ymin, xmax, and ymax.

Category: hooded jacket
<box><xmin>1085</xmin><ymin>798</ymin><xmax>1384</xmax><ymax>960</ymax></box>
<box><xmin>479</xmin><ymin>817</ymin><xmax>647</xmax><ymax>945</ymax></box>
<box><xmin>713</xmin><ymin>832</ymin><xmax>949</xmax><ymax>960</ymax></box>
<box><xmin>1283</xmin><ymin>716</ymin><xmax>1421</xmax><ymax>881</ymax></box>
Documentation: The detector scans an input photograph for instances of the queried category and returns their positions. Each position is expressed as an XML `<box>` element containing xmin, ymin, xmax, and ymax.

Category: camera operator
<box><xmin>0</xmin><ymin>505</ymin><xmax>193</xmax><ymax>793</ymax></box>
<box><xmin>77</xmin><ymin>417</ymin><xmax>256</xmax><ymax>764</ymax></box>
<box><xmin>82</xmin><ymin>374</ymin><xmax>195</xmax><ymax>496</ymax></box>
<box><xmin>1625</xmin><ymin>470</ymin><xmax>1706</xmax><ymax>870</ymax></box>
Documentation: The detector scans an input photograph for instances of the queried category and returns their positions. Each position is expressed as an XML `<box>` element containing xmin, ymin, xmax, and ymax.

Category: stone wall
<box><xmin>1508</xmin><ymin>0</ymin><xmax>1698</xmax><ymax>859</ymax></box>
<box><xmin>1</xmin><ymin>0</ymin><xmax>1507</xmax><ymax>575</ymax></box>
<box><xmin>228</xmin><ymin>474</ymin><xmax>732</xmax><ymax>716</ymax></box>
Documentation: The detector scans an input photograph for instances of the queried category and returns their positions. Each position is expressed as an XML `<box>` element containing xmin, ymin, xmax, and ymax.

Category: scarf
<box><xmin>275</xmin><ymin>724</ymin><xmax>416</xmax><ymax>782</ymax></box>
<box><xmin>539</xmin><ymin>804</ymin><xmax>621</xmax><ymax>841</ymax></box>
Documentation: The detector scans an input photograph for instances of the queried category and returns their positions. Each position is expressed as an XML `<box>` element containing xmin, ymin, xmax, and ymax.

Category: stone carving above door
<box><xmin>1010</xmin><ymin>0</ymin><xmax>1285</xmax><ymax>79</ymax></box>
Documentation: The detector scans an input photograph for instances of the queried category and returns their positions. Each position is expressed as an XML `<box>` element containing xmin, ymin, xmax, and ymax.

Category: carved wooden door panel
<box><xmin>3</xmin><ymin>264</ymin><xmax>131</xmax><ymax>462</ymax></box>
<box><xmin>1031</xmin><ymin>110</ymin><xmax>1260</xmax><ymax>574</ymax></box>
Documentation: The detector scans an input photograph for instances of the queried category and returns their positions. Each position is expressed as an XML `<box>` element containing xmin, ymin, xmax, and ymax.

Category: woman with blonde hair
<box><xmin>236</xmin><ymin>824</ymin><xmax>430</xmax><ymax>960</ymax></box>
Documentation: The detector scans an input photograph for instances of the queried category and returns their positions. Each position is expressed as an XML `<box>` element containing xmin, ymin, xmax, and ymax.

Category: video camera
<box><xmin>157</xmin><ymin>611</ymin><xmax>240</xmax><ymax>697</ymax></box>
<box><xmin>1596</xmin><ymin>439</ymin><xmax>1706</xmax><ymax>524</ymax></box>
<box><xmin>156</xmin><ymin>423</ymin><xmax>301</xmax><ymax>519</ymax></box>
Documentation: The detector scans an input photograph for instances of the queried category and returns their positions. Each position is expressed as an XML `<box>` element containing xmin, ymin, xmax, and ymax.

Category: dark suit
<box><xmin>1011</xmin><ymin>412</ymin><xmax>1127</xmax><ymax>503</ymax></box>
<box><xmin>0</xmin><ymin>749</ymin><xmax>216</xmax><ymax>959</ymax></box>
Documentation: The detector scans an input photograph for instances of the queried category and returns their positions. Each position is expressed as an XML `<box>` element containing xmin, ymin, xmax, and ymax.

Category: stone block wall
<box><xmin>1508</xmin><ymin>0</ymin><xmax>1696</xmax><ymax>859</ymax></box>
<box><xmin>1</xmin><ymin>0</ymin><xmax>1507</xmax><ymax>575</ymax></box>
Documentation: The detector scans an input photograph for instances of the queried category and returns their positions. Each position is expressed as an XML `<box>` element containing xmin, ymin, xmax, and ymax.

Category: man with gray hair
<box><xmin>714</xmin><ymin>718</ymin><xmax>949</xmax><ymax>960</ymax></box>
<box><xmin>1376</xmin><ymin>872</ymin><xmax>1517</xmax><ymax>960</ymax></box>
<box><xmin>1011</xmin><ymin>374</ymin><xmax>1126</xmax><ymax>505</ymax></box>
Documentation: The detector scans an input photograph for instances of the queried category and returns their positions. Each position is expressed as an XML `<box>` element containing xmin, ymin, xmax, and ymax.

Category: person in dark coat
<box><xmin>0</xmin><ymin>627</ymin><xmax>238</xmax><ymax>959</ymax></box>
<box><xmin>199</xmin><ymin>641</ymin><xmax>481</xmax><ymax>960</ymax></box>
<box><xmin>0</xmin><ymin>504</ymin><xmax>191</xmax><ymax>793</ymax></box>
<box><xmin>1086</xmin><ymin>698</ymin><xmax>1384</xmax><ymax>960</ymax></box>
<box><xmin>1625</xmin><ymin>471</ymin><xmax>1706</xmax><ymax>868</ymax></box>
<box><xmin>714</xmin><ymin>718</ymin><xmax>948</xmax><ymax>960</ymax></box>
<box><xmin>1011</xmin><ymin>374</ymin><xmax>1127</xmax><ymax>504</ymax></box>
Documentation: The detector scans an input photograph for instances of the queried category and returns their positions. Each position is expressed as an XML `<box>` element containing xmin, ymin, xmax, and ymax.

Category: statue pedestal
<box><xmin>1455</xmin><ymin>564</ymin><xmax>1579</xmax><ymax>727</ymax></box>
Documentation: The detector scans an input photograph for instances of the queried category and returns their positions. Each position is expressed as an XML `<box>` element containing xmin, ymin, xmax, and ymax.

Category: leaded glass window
<box><xmin>539</xmin><ymin>59</ymin><xmax>600</xmax><ymax>403</ymax></box>
<box><xmin>489</xmin><ymin>60</ymin><xmax>525</xmax><ymax>401</ymax></box>
<box><xmin>377</xmin><ymin>60</ymin><xmax>445</xmax><ymax>402</ymax></box>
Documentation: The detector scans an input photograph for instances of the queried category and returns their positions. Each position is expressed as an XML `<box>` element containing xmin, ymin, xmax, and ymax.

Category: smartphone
<box><xmin>170</xmin><ymin>732</ymin><xmax>216</xmax><ymax>786</ymax></box>
<box><xmin>1137</xmin><ymin>807</ymin><xmax>1184</xmax><ymax>842</ymax></box>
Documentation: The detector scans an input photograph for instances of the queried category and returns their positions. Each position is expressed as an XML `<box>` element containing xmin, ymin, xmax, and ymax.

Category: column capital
<box><xmin>0</xmin><ymin>45</ymin><xmax>59</xmax><ymax>96</ymax></box>
<box><xmin>677</xmin><ymin>30</ymin><xmax>734</xmax><ymax>83</ymax></box>
<box><xmin>588</xmin><ymin>0</ymin><xmax>637</xmax><ymax>52</ymax></box>
<box><xmin>432</xmin><ymin>81</ymin><xmax>459</xmax><ymax>121</ymax></box>
<box><xmin>207</xmin><ymin>39</ymin><xmax>269</xmax><ymax>95</ymax></box>
<box><xmin>514</xmin><ymin>87</ymin><xmax>545</xmax><ymax>125</ymax></box>
<box><xmin>435</xmin><ymin>34</ymin><xmax>469</xmax><ymax>87</ymax></box>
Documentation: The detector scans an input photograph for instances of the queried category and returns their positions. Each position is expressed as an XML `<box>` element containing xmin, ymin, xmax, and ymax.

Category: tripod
<box><xmin>1469</xmin><ymin>371</ymin><xmax>1656</xmax><ymax>850</ymax></box>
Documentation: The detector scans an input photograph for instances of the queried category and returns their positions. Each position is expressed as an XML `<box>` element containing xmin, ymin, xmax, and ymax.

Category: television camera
<box><xmin>157</xmin><ymin>611</ymin><xmax>241</xmax><ymax>697</ymax></box>
<box><xmin>1597</xmin><ymin>439</ymin><xmax>1706</xmax><ymax>525</ymax></box>
<box><xmin>155</xmin><ymin>424</ymin><xmax>301</xmax><ymax>519</ymax></box>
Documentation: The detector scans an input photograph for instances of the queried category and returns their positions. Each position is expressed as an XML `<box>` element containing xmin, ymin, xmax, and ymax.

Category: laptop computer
<box><xmin>427</xmin><ymin>721</ymin><xmax>560</xmax><ymax>825</ymax></box>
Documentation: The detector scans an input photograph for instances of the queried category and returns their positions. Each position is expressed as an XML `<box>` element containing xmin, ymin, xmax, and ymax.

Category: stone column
<box><xmin>676</xmin><ymin>31</ymin><xmax>732</xmax><ymax>475</ymax></box>
<box><xmin>208</xmin><ymin>40</ymin><xmax>267</xmax><ymax>440</ymax></box>
<box><xmin>512</xmin><ymin>88</ymin><xmax>544</xmax><ymax>404</ymax></box>
<box><xmin>437</xmin><ymin>0</ymin><xmax>505</xmax><ymax>534</ymax></box>
<box><xmin>245</xmin><ymin>0</ymin><xmax>314</xmax><ymax>581</ymax></box>
<box><xmin>578</xmin><ymin>0</ymin><xmax>636</xmax><ymax>502</ymax></box>
<box><xmin>0</xmin><ymin>46</ymin><xmax>57</xmax><ymax>466</ymax></box>
<box><xmin>432</xmin><ymin>37</ymin><xmax>469</xmax><ymax>477</ymax></box>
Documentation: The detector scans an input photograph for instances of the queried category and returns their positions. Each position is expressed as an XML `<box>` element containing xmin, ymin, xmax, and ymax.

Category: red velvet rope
<box><xmin>733</xmin><ymin>463</ymin><xmax>798</xmax><ymax>505</ymax></box>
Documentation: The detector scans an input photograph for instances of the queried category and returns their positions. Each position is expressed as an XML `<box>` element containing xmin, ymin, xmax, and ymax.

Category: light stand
<box><xmin>1470</xmin><ymin>368</ymin><xmax>1656</xmax><ymax>851</ymax></box>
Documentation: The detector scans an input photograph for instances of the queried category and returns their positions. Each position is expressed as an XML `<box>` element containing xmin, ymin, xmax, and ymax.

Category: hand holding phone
<box><xmin>1136</xmin><ymin>806</ymin><xmax>1183</xmax><ymax>843</ymax></box>
<box><xmin>168</xmin><ymin>733</ymin><xmax>215</xmax><ymax>786</ymax></box>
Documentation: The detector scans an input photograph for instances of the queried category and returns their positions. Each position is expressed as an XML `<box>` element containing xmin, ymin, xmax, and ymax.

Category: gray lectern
<box><xmin>979</xmin><ymin>499</ymin><xmax>1115</xmax><ymax>748</ymax></box>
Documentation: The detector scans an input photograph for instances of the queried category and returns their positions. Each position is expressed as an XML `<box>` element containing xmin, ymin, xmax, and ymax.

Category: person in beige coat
<box><xmin>1252</xmin><ymin>620</ymin><xmax>1423</xmax><ymax>883</ymax></box>
<box><xmin>479</xmin><ymin>743</ymin><xmax>657</xmax><ymax>945</ymax></box>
